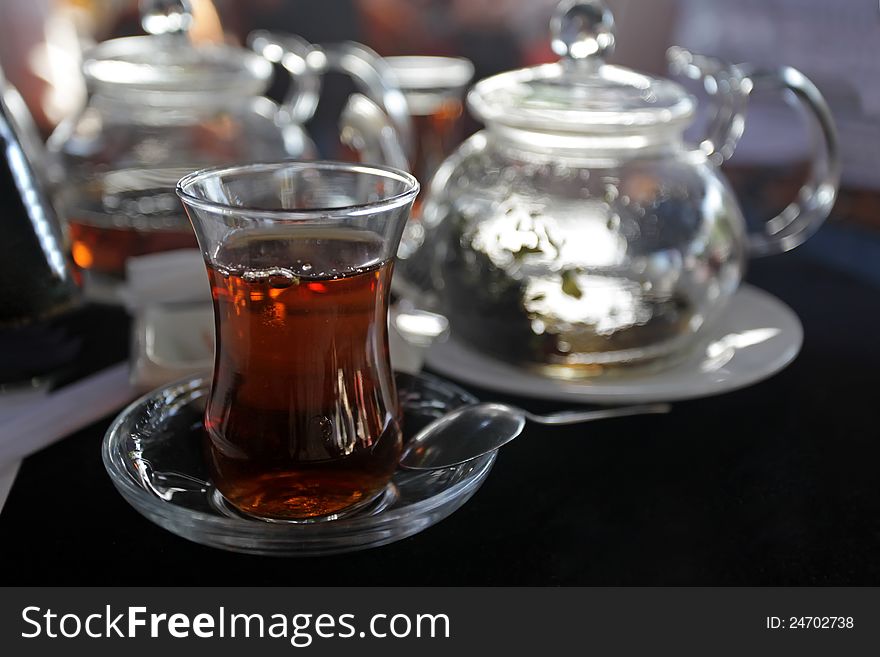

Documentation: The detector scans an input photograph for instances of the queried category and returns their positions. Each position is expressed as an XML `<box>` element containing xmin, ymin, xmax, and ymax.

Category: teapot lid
<box><xmin>82</xmin><ymin>0</ymin><xmax>271</xmax><ymax>97</ymax></box>
<box><xmin>468</xmin><ymin>0</ymin><xmax>694</xmax><ymax>136</ymax></box>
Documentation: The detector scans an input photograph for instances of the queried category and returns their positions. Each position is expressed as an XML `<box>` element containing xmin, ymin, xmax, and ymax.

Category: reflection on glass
<box><xmin>701</xmin><ymin>327</ymin><xmax>782</xmax><ymax>372</ymax></box>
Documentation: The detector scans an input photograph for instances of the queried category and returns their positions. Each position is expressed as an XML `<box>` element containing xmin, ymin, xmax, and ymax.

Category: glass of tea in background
<box><xmin>63</xmin><ymin>168</ymin><xmax>200</xmax><ymax>281</ymax></box>
<box><xmin>385</xmin><ymin>57</ymin><xmax>474</xmax><ymax>217</ymax></box>
<box><xmin>177</xmin><ymin>162</ymin><xmax>419</xmax><ymax>521</ymax></box>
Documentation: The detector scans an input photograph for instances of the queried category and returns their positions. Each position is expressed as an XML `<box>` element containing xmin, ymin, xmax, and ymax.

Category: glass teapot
<box><xmin>49</xmin><ymin>0</ymin><xmax>411</xmax><ymax>284</ymax></box>
<box><xmin>409</xmin><ymin>0</ymin><xmax>839</xmax><ymax>378</ymax></box>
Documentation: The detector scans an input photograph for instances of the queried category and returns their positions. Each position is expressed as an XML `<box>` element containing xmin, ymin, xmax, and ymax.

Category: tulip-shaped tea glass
<box><xmin>177</xmin><ymin>162</ymin><xmax>419</xmax><ymax>521</ymax></box>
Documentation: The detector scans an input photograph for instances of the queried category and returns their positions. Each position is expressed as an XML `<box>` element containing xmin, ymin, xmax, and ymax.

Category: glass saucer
<box><xmin>102</xmin><ymin>372</ymin><xmax>494</xmax><ymax>556</ymax></box>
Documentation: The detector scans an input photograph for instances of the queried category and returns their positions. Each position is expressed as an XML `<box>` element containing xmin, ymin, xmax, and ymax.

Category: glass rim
<box><xmin>176</xmin><ymin>161</ymin><xmax>420</xmax><ymax>220</ymax></box>
<box><xmin>384</xmin><ymin>55</ymin><xmax>475</xmax><ymax>91</ymax></box>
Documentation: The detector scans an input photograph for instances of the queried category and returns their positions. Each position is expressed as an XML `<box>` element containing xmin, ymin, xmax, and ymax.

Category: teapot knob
<box><xmin>551</xmin><ymin>0</ymin><xmax>615</xmax><ymax>62</ymax></box>
<box><xmin>140</xmin><ymin>0</ymin><xmax>194</xmax><ymax>36</ymax></box>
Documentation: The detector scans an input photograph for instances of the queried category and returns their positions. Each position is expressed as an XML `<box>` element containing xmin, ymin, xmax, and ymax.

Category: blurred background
<box><xmin>1</xmin><ymin>0</ymin><xmax>878</xmax><ymax>263</ymax></box>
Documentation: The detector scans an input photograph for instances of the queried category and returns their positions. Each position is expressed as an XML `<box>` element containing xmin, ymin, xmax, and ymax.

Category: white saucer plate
<box><xmin>426</xmin><ymin>284</ymin><xmax>803</xmax><ymax>404</ymax></box>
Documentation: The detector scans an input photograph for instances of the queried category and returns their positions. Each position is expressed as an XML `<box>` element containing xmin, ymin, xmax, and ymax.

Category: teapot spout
<box><xmin>0</xmin><ymin>71</ymin><xmax>78</xmax><ymax>333</ymax></box>
<box><xmin>0</xmin><ymin>73</ymin><xmax>50</xmax><ymax>179</ymax></box>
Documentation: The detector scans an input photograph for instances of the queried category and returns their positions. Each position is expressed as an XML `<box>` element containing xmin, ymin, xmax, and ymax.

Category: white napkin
<box><xmin>121</xmin><ymin>249</ymin><xmax>209</xmax><ymax>311</ymax></box>
<box><xmin>0</xmin><ymin>363</ymin><xmax>140</xmax><ymax>513</ymax></box>
<box><xmin>122</xmin><ymin>250</ymin><xmax>214</xmax><ymax>390</ymax></box>
<box><xmin>0</xmin><ymin>363</ymin><xmax>137</xmax><ymax>468</ymax></box>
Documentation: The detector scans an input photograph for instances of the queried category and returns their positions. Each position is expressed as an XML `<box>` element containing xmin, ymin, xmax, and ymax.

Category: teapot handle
<box><xmin>668</xmin><ymin>47</ymin><xmax>840</xmax><ymax>257</ymax></box>
<box><xmin>667</xmin><ymin>47</ymin><xmax>749</xmax><ymax>165</ymax></box>
<box><xmin>339</xmin><ymin>94</ymin><xmax>409</xmax><ymax>172</ymax></box>
<box><xmin>249</xmin><ymin>32</ymin><xmax>413</xmax><ymax>164</ymax></box>
<box><xmin>315</xmin><ymin>42</ymin><xmax>414</xmax><ymax>164</ymax></box>
<box><xmin>248</xmin><ymin>31</ymin><xmax>322</xmax><ymax>125</ymax></box>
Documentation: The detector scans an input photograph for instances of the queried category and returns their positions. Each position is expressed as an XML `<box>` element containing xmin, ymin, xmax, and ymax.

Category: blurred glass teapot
<box><xmin>406</xmin><ymin>0</ymin><xmax>839</xmax><ymax>378</ymax></box>
<box><xmin>49</xmin><ymin>0</ymin><xmax>410</xmax><ymax>287</ymax></box>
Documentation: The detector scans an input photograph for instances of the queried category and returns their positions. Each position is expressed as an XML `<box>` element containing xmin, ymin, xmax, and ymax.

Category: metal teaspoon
<box><xmin>399</xmin><ymin>402</ymin><xmax>671</xmax><ymax>470</ymax></box>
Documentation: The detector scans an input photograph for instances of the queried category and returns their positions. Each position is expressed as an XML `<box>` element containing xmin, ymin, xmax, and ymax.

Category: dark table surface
<box><xmin>1</xmin><ymin>227</ymin><xmax>879</xmax><ymax>585</ymax></box>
